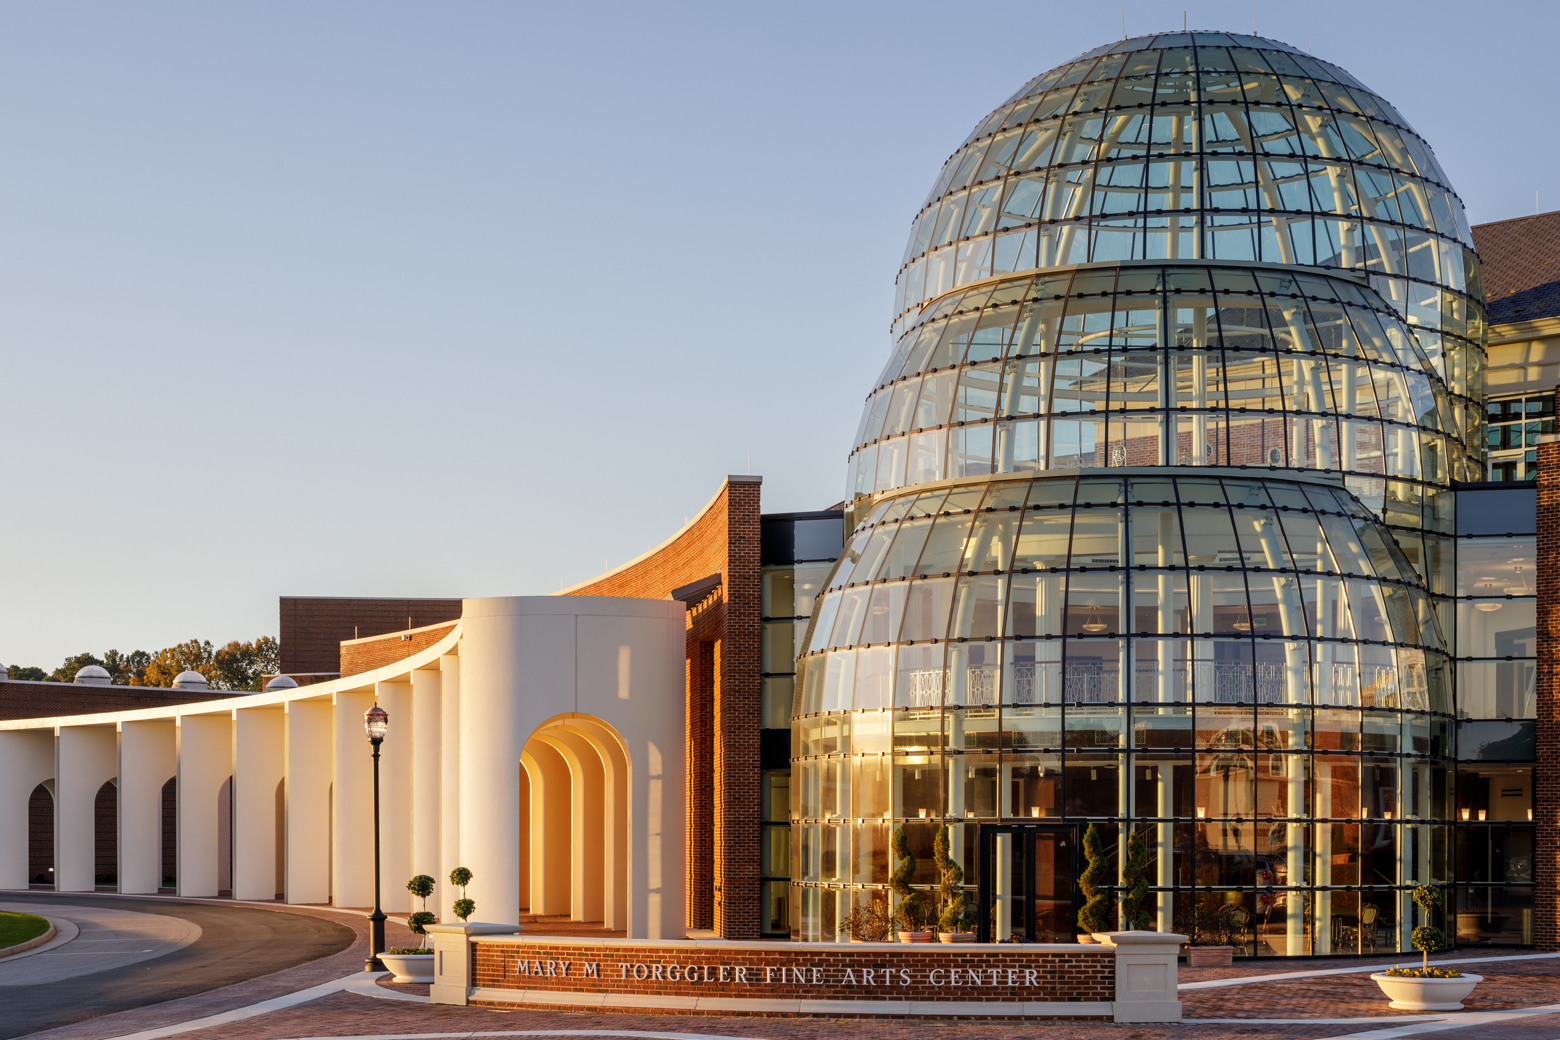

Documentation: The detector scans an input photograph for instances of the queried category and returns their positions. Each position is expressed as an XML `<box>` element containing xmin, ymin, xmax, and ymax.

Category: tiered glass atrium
<box><xmin>797</xmin><ymin>31</ymin><xmax>1494</xmax><ymax>956</ymax></box>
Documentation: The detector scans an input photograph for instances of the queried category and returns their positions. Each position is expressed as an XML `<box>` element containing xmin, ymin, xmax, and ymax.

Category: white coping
<box><xmin>478</xmin><ymin>935</ymin><xmax>1093</xmax><ymax>952</ymax></box>
<box><xmin>467</xmin><ymin>988</ymin><xmax>1114</xmax><ymax>1017</ymax></box>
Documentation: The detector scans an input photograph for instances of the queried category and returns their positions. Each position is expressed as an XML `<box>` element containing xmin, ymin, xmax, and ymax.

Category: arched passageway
<box><xmin>28</xmin><ymin>783</ymin><xmax>54</xmax><ymax>886</ymax></box>
<box><xmin>94</xmin><ymin>780</ymin><xmax>117</xmax><ymax>887</ymax></box>
<box><xmin>160</xmin><ymin>777</ymin><xmax>177</xmax><ymax>890</ymax></box>
<box><xmin>519</xmin><ymin>715</ymin><xmax>629</xmax><ymax>931</ymax></box>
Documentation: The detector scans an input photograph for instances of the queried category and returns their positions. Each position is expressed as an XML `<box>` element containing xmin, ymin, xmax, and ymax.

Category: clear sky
<box><xmin>1</xmin><ymin>0</ymin><xmax>1553</xmax><ymax>669</ymax></box>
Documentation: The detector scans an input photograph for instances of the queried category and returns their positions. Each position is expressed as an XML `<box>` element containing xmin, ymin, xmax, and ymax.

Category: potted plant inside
<box><xmin>1182</xmin><ymin>901</ymin><xmax>1240</xmax><ymax>966</ymax></box>
<box><xmin>1371</xmin><ymin>886</ymin><xmax>1482</xmax><ymax>1010</ymax></box>
<box><xmin>933</xmin><ymin>825</ymin><xmax>974</xmax><ymax>942</ymax></box>
<box><xmin>889</xmin><ymin>826</ymin><xmax>932</xmax><ymax>942</ymax></box>
<box><xmin>381</xmin><ymin>874</ymin><xmax>437</xmax><ymax>983</ymax></box>
<box><xmin>840</xmin><ymin>893</ymin><xmax>893</xmax><ymax>942</ymax></box>
<box><xmin>1077</xmin><ymin>822</ymin><xmax>1111</xmax><ymax>943</ymax></box>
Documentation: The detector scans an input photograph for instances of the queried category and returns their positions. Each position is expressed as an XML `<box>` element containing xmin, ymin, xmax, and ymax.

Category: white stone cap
<box><xmin>265</xmin><ymin>675</ymin><xmax>299</xmax><ymax>691</ymax></box>
<box><xmin>425</xmin><ymin>922</ymin><xmax>524</xmax><ymax>937</ymax></box>
<box><xmin>172</xmin><ymin>670</ymin><xmax>208</xmax><ymax>690</ymax></box>
<box><xmin>74</xmin><ymin>665</ymin><xmax>111</xmax><ymax>685</ymax></box>
<box><xmin>471</xmin><ymin>935</ymin><xmax>1096</xmax><ymax>951</ymax></box>
<box><xmin>1092</xmin><ymin>930</ymin><xmax>1189</xmax><ymax>947</ymax></box>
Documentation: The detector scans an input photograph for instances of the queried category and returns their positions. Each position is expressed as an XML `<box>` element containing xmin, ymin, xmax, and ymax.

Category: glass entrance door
<box><xmin>978</xmin><ymin>824</ymin><xmax>1078</xmax><ymax>943</ymax></box>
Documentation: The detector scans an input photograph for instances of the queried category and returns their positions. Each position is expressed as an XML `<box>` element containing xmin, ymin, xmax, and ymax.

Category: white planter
<box><xmin>1370</xmin><ymin>972</ymin><xmax>1482</xmax><ymax>1011</ymax></box>
<box><xmin>380</xmin><ymin>952</ymin><xmax>435</xmax><ymax>983</ymax></box>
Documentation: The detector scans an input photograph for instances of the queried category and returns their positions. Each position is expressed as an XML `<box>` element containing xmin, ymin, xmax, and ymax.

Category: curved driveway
<box><xmin>0</xmin><ymin>893</ymin><xmax>354</xmax><ymax>1040</ymax></box>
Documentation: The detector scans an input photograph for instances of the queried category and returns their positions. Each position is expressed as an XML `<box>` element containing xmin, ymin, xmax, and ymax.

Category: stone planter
<box><xmin>1077</xmin><ymin>934</ymin><xmax>1101</xmax><ymax>944</ymax></box>
<box><xmin>1370</xmin><ymin>972</ymin><xmax>1482</xmax><ymax>1011</ymax></box>
<box><xmin>937</xmin><ymin>932</ymin><xmax>976</xmax><ymax>943</ymax></box>
<box><xmin>380</xmin><ymin>952</ymin><xmax>435</xmax><ymax>983</ymax></box>
<box><xmin>896</xmin><ymin>931</ymin><xmax>934</xmax><ymax>943</ymax></box>
<box><xmin>1185</xmin><ymin>945</ymin><xmax>1233</xmax><ymax>966</ymax></box>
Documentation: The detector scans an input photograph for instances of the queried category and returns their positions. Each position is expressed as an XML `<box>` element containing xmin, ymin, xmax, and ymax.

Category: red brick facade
<box><xmin>1536</xmin><ymin>428</ymin><xmax>1560</xmax><ymax>951</ymax></box>
<box><xmin>0</xmin><ymin>680</ymin><xmax>235</xmax><ymax>722</ymax></box>
<box><xmin>278</xmin><ymin>596</ymin><xmax>462</xmax><ymax>679</ymax></box>
<box><xmin>469</xmin><ymin>938</ymin><xmax>1113</xmax><ymax>1015</ymax></box>
<box><xmin>339</xmin><ymin>623</ymin><xmax>458</xmax><ymax>677</ymax></box>
<box><xmin>565</xmin><ymin>476</ymin><xmax>764</xmax><ymax>939</ymax></box>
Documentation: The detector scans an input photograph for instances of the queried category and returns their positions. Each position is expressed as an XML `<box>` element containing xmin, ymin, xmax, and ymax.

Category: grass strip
<box><xmin>0</xmin><ymin>912</ymin><xmax>50</xmax><ymax>950</ymax></box>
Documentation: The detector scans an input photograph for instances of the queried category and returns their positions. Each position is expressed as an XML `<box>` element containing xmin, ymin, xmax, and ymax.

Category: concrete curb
<box><xmin>0</xmin><ymin>917</ymin><xmax>57</xmax><ymax>958</ymax></box>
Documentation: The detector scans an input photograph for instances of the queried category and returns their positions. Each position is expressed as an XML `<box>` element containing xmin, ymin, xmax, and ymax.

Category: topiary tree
<box><xmin>406</xmin><ymin>874</ymin><xmax>437</xmax><ymax>948</ymax></box>
<box><xmin>450</xmin><ymin>866</ymin><xmax>475</xmax><ymax>922</ymax></box>
<box><xmin>1412</xmin><ymin>885</ymin><xmax>1444</xmax><ymax>970</ymax></box>
<box><xmin>933</xmin><ymin>825</ymin><xmax>972</xmax><ymax>935</ymax></box>
<box><xmin>1118</xmin><ymin>829</ymin><xmax>1152</xmax><ymax>931</ymax></box>
<box><xmin>889</xmin><ymin>826</ymin><xmax>925</xmax><ymax>934</ymax></box>
<box><xmin>1077</xmin><ymin>822</ymin><xmax>1112</xmax><ymax>937</ymax></box>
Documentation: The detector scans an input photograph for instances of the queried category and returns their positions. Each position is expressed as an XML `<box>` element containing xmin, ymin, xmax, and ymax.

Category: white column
<box><xmin>234</xmin><ymin>707</ymin><xmax>285</xmax><ymax>900</ymax></box>
<box><xmin>567</xmin><ymin>719</ymin><xmax>628</xmax><ymax>930</ymax></box>
<box><xmin>178</xmin><ymin>713</ymin><xmax>233</xmax><ymax>898</ymax></box>
<box><xmin>535</xmin><ymin>729</ymin><xmax>604</xmax><ymax>923</ymax></box>
<box><xmin>286</xmin><ymin>698</ymin><xmax>333</xmax><ymax>904</ymax></box>
<box><xmin>119</xmin><ymin>721</ymin><xmax>176</xmax><ymax>894</ymax></box>
<box><xmin>411</xmin><ymin>667</ymin><xmax>442</xmax><ymax>909</ymax></box>
<box><xmin>0</xmin><ymin>731</ymin><xmax>55</xmax><ymax>889</ymax></box>
<box><xmin>333</xmin><ymin>688</ymin><xmax>374</xmax><ymax>908</ymax></box>
<box><xmin>439</xmin><ymin>654</ymin><xmax>461</xmax><ymax>922</ymax></box>
<box><xmin>57</xmin><ymin>725</ymin><xmax>118</xmax><ymax>892</ymax></box>
<box><xmin>378</xmin><ymin>680</ymin><xmax>412</xmax><ymax>912</ymax></box>
<box><xmin>522</xmin><ymin>742</ymin><xmax>571</xmax><ymax>916</ymax></box>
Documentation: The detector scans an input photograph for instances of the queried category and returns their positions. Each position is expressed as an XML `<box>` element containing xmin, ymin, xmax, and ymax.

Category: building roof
<box><xmin>1472</xmin><ymin>210</ymin><xmax>1560</xmax><ymax>324</ymax></box>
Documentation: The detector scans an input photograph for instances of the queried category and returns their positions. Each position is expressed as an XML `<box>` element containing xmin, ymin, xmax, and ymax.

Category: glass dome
<box><xmin>890</xmin><ymin>32</ymin><xmax>1485</xmax><ymax>402</ymax></box>
<box><xmin>849</xmin><ymin>262</ymin><xmax>1476</xmax><ymax>533</ymax></box>
<box><xmin>793</xmin><ymin>472</ymin><xmax>1453</xmax><ymax>947</ymax></box>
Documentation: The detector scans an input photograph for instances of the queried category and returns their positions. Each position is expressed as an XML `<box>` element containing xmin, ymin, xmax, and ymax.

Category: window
<box><xmin>1485</xmin><ymin>395</ymin><xmax>1553</xmax><ymax>481</ymax></box>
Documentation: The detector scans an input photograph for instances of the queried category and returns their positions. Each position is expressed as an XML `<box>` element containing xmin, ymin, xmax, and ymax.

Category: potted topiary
<box><xmin>1117</xmin><ymin>829</ymin><xmax>1153</xmax><ymax>932</ymax></box>
<box><xmin>1077</xmin><ymin>822</ymin><xmax>1111</xmax><ymax>943</ymax></box>
<box><xmin>933</xmin><ymin>825</ymin><xmax>974</xmax><ymax>942</ymax></box>
<box><xmin>889</xmin><ymin>826</ymin><xmax>932</xmax><ymax>942</ymax></box>
<box><xmin>1371</xmin><ymin>886</ymin><xmax>1482</xmax><ymax>1010</ymax></box>
<box><xmin>840</xmin><ymin>893</ymin><xmax>893</xmax><ymax>942</ymax></box>
<box><xmin>1183</xmin><ymin>901</ymin><xmax>1238</xmax><ymax>966</ymax></box>
<box><xmin>381</xmin><ymin>874</ymin><xmax>437</xmax><ymax>983</ymax></box>
<box><xmin>450</xmin><ymin>866</ymin><xmax>475</xmax><ymax>922</ymax></box>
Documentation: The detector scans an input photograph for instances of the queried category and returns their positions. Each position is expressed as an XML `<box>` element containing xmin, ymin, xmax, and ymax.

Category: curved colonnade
<box><xmin>0</xmin><ymin>596</ymin><xmax>686</xmax><ymax>938</ymax></box>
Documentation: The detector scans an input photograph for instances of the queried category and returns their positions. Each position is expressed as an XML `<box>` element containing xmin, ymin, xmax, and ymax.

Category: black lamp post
<box><xmin>364</xmin><ymin>702</ymin><xmax>389</xmax><ymax>972</ymax></box>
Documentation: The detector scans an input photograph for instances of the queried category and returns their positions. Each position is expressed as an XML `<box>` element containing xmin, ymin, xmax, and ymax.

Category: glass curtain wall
<box><xmin>793</xmin><ymin>472</ymin><xmax>1454</xmax><ymax>953</ymax></box>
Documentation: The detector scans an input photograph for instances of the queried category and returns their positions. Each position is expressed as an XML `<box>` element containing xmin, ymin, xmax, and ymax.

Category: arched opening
<box><xmin>160</xmin><ymin>777</ymin><xmax>177</xmax><ymax>890</ymax></box>
<box><xmin>94</xmin><ymin>779</ymin><xmax>118</xmax><ymax>888</ymax></box>
<box><xmin>217</xmin><ymin>776</ymin><xmax>233</xmax><ymax>897</ymax></box>
<box><xmin>275</xmin><ymin>778</ymin><xmax>286</xmax><ymax>901</ymax></box>
<box><xmin>28</xmin><ymin>783</ymin><xmax>54</xmax><ymax>887</ymax></box>
<box><xmin>518</xmin><ymin>716</ymin><xmax>630</xmax><ymax>935</ymax></box>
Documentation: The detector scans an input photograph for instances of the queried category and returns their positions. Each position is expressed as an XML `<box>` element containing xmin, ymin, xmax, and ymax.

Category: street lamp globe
<box><xmin>364</xmin><ymin>703</ymin><xmax>389</xmax><ymax>744</ymax></box>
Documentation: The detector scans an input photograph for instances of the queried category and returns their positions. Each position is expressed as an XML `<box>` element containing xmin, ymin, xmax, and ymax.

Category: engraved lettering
<box><xmin>899</xmin><ymin>968</ymin><xmax>911</xmax><ymax>986</ymax></box>
<box><xmin>720</xmin><ymin>965</ymin><xmax>730</xmax><ymax>983</ymax></box>
<box><xmin>929</xmin><ymin>968</ymin><xmax>945</xmax><ymax>986</ymax></box>
<box><xmin>736</xmin><ymin>966</ymin><xmax>749</xmax><ymax>983</ymax></box>
<box><xmin>633</xmin><ymin>963</ymin><xmax>648</xmax><ymax>980</ymax></box>
<box><xmin>989</xmin><ymin>968</ymin><xmax>1000</xmax><ymax>985</ymax></box>
<box><xmin>862</xmin><ymin>968</ymin><xmax>876</xmax><ymax>986</ymax></box>
<box><xmin>810</xmin><ymin>967</ymin><xmax>820</xmax><ymax>985</ymax></box>
<box><xmin>704</xmin><ymin>964</ymin><xmax>714</xmax><ymax>983</ymax></box>
<box><xmin>667</xmin><ymin>964</ymin><xmax>682</xmax><ymax>982</ymax></box>
<box><xmin>1007</xmin><ymin>968</ymin><xmax>1016</xmax><ymax>986</ymax></box>
<box><xmin>950</xmin><ymin>967</ymin><xmax>962</xmax><ymax>985</ymax></box>
<box><xmin>765</xmin><ymin>966</ymin><xmax>776</xmax><ymax>983</ymax></box>
<box><xmin>532</xmin><ymin>961</ymin><xmax>542</xmax><ymax>976</ymax></box>
<box><xmin>620</xmin><ymin>962</ymin><xmax>628</xmax><ymax>979</ymax></box>
<box><xmin>559</xmin><ymin>962</ymin><xmax>570</xmax><ymax>977</ymax></box>
<box><xmin>843</xmin><ymin>968</ymin><xmax>858</xmax><ymax>985</ymax></box>
<box><xmin>584</xmin><ymin>962</ymin><xmax>599</xmax><ymax>978</ymax></box>
<box><xmin>1024</xmin><ymin>968</ymin><xmax>1037</xmax><ymax>986</ymax></box>
<box><xmin>652</xmin><ymin>965</ymin><xmax>665</xmax><ymax>981</ymax></box>
<box><xmin>544</xmin><ymin>961</ymin><xmax>556</xmax><ymax>977</ymax></box>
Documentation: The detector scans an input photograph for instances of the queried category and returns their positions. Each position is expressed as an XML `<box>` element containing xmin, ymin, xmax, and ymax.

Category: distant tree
<box><xmin>50</xmin><ymin>652</ymin><xmax>106</xmax><ymax>684</ymax></box>
<box><xmin>7</xmin><ymin>666</ymin><xmax>47</xmax><ymax>681</ymax></box>
<box><xmin>211</xmin><ymin>637</ymin><xmax>280</xmax><ymax>691</ymax></box>
<box><xmin>102</xmin><ymin>649</ymin><xmax>152</xmax><ymax>685</ymax></box>
<box><xmin>136</xmin><ymin>640</ymin><xmax>216</xmax><ymax>688</ymax></box>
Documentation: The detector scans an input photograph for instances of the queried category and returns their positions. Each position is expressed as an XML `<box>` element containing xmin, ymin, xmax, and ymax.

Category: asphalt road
<box><xmin>0</xmin><ymin>893</ymin><xmax>354</xmax><ymax>1040</ymax></box>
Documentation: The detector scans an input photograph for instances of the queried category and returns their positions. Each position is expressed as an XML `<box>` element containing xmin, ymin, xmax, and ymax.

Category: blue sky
<box><xmin>1</xmin><ymin>1</ymin><xmax>1552</xmax><ymax>668</ymax></box>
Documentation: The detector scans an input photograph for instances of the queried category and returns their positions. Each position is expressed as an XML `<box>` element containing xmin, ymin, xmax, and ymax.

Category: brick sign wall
<box><xmin>469</xmin><ymin>939</ymin><xmax>1114</xmax><ymax>1012</ymax></box>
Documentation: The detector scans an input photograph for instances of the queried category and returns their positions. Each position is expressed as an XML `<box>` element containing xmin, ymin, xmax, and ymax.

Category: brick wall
<box><xmin>339</xmin><ymin>623</ymin><xmax>458</xmax><ymax>677</ymax></box>
<box><xmin>28</xmin><ymin>784</ymin><xmax>52</xmax><ymax>884</ymax></box>
<box><xmin>565</xmin><ymin>476</ymin><xmax>763</xmax><ymax>938</ymax></box>
<box><xmin>279</xmin><ymin>596</ymin><xmax>463</xmax><ymax>676</ymax></box>
<box><xmin>1536</xmin><ymin>425</ymin><xmax>1560</xmax><ymax>951</ymax></box>
<box><xmin>469</xmin><ymin>938</ymin><xmax>1113</xmax><ymax>1014</ymax></box>
<box><xmin>0</xmin><ymin>680</ymin><xmax>235</xmax><ymax>722</ymax></box>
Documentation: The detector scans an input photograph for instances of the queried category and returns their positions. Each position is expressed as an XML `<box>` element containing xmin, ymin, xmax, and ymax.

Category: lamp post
<box><xmin>364</xmin><ymin>703</ymin><xmax>389</xmax><ymax>972</ymax></box>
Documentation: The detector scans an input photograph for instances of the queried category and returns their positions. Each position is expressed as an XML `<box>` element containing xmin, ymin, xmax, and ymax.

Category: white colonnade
<box><xmin>0</xmin><ymin>596</ymin><xmax>686</xmax><ymax>939</ymax></box>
